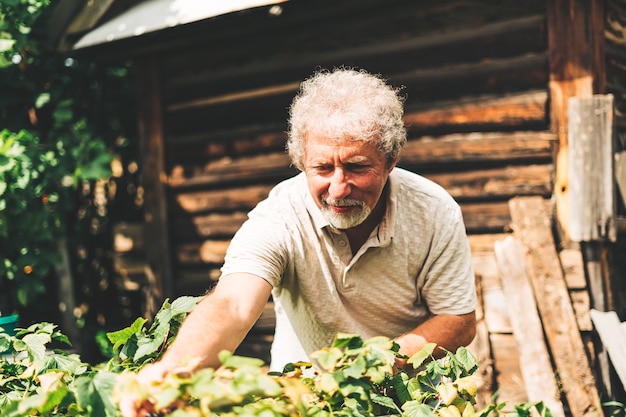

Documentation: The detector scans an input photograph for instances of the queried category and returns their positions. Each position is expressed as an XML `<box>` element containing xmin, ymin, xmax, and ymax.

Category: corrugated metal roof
<box><xmin>72</xmin><ymin>0</ymin><xmax>288</xmax><ymax>50</ymax></box>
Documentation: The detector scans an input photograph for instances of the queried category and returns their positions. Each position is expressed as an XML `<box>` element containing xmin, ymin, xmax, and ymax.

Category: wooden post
<box><xmin>568</xmin><ymin>94</ymin><xmax>616</xmax><ymax>243</ymax></box>
<box><xmin>136</xmin><ymin>59</ymin><xmax>171</xmax><ymax>302</ymax></box>
<box><xmin>547</xmin><ymin>0</ymin><xmax>606</xmax><ymax>243</ymax></box>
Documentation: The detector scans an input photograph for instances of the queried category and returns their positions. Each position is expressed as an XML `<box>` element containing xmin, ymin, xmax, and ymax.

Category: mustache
<box><xmin>323</xmin><ymin>197</ymin><xmax>365</xmax><ymax>208</ymax></box>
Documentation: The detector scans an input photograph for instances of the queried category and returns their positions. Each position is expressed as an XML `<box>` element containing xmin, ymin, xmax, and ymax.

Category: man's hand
<box><xmin>118</xmin><ymin>361</ymin><xmax>171</xmax><ymax>417</ymax></box>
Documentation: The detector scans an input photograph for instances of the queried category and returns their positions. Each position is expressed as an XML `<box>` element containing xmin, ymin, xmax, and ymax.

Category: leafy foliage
<box><xmin>0</xmin><ymin>0</ymin><xmax>141</xmax><ymax>350</ymax></box>
<box><xmin>0</xmin><ymin>296</ymin><xmax>559</xmax><ymax>417</ymax></box>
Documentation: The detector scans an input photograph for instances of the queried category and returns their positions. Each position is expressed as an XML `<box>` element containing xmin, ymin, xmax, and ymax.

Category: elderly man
<box><xmin>120</xmin><ymin>67</ymin><xmax>476</xmax><ymax>417</ymax></box>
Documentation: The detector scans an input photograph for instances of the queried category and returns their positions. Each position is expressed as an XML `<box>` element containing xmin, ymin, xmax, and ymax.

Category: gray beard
<box><xmin>321</xmin><ymin>198</ymin><xmax>371</xmax><ymax>229</ymax></box>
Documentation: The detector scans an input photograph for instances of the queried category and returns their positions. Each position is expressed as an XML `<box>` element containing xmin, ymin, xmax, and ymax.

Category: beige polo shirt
<box><xmin>220</xmin><ymin>168</ymin><xmax>476</xmax><ymax>370</ymax></box>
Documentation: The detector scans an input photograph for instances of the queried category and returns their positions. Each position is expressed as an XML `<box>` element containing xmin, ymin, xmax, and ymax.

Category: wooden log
<box><xmin>401</xmin><ymin>131</ymin><xmax>555</xmax><ymax>168</ymax></box>
<box><xmin>175</xmin><ymin>240</ymin><xmax>230</xmax><ymax>265</ymax></box>
<box><xmin>395</xmin><ymin>53</ymin><xmax>548</xmax><ymax>101</ymax></box>
<box><xmin>568</xmin><ymin>94</ymin><xmax>616</xmax><ymax>242</ymax></box>
<box><xmin>403</xmin><ymin>90</ymin><xmax>548</xmax><ymax>132</ymax></box>
<box><xmin>494</xmin><ymin>236</ymin><xmax>566</xmax><ymax>417</ymax></box>
<box><xmin>171</xmin><ymin>212</ymin><xmax>248</xmax><ymax>240</ymax></box>
<box><xmin>168</xmin><ymin>152</ymin><xmax>294</xmax><ymax>189</ymax></box>
<box><xmin>173</xmin><ymin>184</ymin><xmax>273</xmax><ymax>214</ymax></box>
<box><xmin>461</xmin><ymin>201</ymin><xmax>512</xmax><ymax>234</ymax></box>
<box><xmin>163</xmin><ymin>12</ymin><xmax>545</xmax><ymax>96</ymax></box>
<box><xmin>425</xmin><ymin>164</ymin><xmax>552</xmax><ymax>200</ymax></box>
<box><xmin>509</xmin><ymin>196</ymin><xmax>602</xmax><ymax>417</ymax></box>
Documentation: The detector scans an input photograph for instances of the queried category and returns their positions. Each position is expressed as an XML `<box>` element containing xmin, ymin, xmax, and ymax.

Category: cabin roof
<box><xmin>49</xmin><ymin>0</ymin><xmax>288</xmax><ymax>52</ymax></box>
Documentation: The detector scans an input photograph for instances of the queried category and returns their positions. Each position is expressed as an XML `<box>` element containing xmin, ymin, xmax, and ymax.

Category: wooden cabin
<box><xmin>50</xmin><ymin>1</ymin><xmax>626</xmax><ymax>416</ymax></box>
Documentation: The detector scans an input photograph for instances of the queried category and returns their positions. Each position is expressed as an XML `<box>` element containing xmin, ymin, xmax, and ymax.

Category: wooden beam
<box><xmin>509</xmin><ymin>196</ymin><xmax>602</xmax><ymax>417</ymax></box>
<box><xmin>425</xmin><ymin>164</ymin><xmax>552</xmax><ymax>200</ymax></box>
<box><xmin>547</xmin><ymin>0</ymin><xmax>606</xmax><ymax>242</ymax></box>
<box><xmin>136</xmin><ymin>59</ymin><xmax>171</xmax><ymax>301</ymax></box>
<box><xmin>403</xmin><ymin>90</ymin><xmax>548</xmax><ymax>131</ymax></box>
<box><xmin>568</xmin><ymin>95</ymin><xmax>616</xmax><ymax>242</ymax></box>
<box><xmin>494</xmin><ymin>236</ymin><xmax>566</xmax><ymax>417</ymax></box>
<box><xmin>401</xmin><ymin>131</ymin><xmax>555</xmax><ymax>168</ymax></box>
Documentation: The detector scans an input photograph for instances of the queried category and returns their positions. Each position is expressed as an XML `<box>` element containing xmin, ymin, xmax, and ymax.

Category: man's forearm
<box><xmin>158</xmin><ymin>273</ymin><xmax>273</xmax><ymax>371</ymax></box>
<box><xmin>394</xmin><ymin>312</ymin><xmax>476</xmax><ymax>361</ymax></box>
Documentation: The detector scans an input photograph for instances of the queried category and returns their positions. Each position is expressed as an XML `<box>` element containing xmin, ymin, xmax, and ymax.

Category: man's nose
<box><xmin>328</xmin><ymin>169</ymin><xmax>351</xmax><ymax>199</ymax></box>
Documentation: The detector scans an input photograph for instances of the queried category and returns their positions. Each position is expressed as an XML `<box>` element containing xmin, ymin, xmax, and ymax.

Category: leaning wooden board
<box><xmin>508</xmin><ymin>196</ymin><xmax>601</xmax><ymax>417</ymax></box>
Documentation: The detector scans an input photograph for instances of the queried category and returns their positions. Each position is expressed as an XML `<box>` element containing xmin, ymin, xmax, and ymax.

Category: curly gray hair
<box><xmin>286</xmin><ymin>68</ymin><xmax>407</xmax><ymax>170</ymax></box>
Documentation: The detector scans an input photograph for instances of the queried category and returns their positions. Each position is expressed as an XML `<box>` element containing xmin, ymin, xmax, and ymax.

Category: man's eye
<box><xmin>315</xmin><ymin>165</ymin><xmax>333</xmax><ymax>172</ymax></box>
<box><xmin>346</xmin><ymin>164</ymin><xmax>368</xmax><ymax>172</ymax></box>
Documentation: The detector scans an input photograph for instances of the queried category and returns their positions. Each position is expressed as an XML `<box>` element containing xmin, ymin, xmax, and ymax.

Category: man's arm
<box><xmin>394</xmin><ymin>311</ymin><xmax>476</xmax><ymax>366</ymax></box>
<box><xmin>157</xmin><ymin>273</ymin><xmax>272</xmax><ymax>371</ymax></box>
<box><xmin>119</xmin><ymin>273</ymin><xmax>272</xmax><ymax>417</ymax></box>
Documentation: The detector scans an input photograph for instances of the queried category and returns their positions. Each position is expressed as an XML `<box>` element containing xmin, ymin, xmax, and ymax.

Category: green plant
<box><xmin>0</xmin><ymin>0</ymin><xmax>133</xmax><ymax>340</ymax></box>
<box><xmin>0</xmin><ymin>296</ymin><xmax>555</xmax><ymax>417</ymax></box>
<box><xmin>0</xmin><ymin>125</ymin><xmax>113</xmax><ymax>316</ymax></box>
<box><xmin>0</xmin><ymin>296</ymin><xmax>200</xmax><ymax>416</ymax></box>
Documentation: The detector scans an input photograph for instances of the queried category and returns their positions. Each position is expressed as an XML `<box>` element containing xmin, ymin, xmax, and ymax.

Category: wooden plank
<box><xmin>468</xmin><ymin>233</ymin><xmax>512</xmax><ymax>255</ymax></box>
<box><xmin>489</xmin><ymin>333</ymin><xmax>528</xmax><ymax>410</ymax></box>
<box><xmin>509</xmin><ymin>196</ymin><xmax>601</xmax><ymax>417</ymax></box>
<box><xmin>589</xmin><ymin>309</ymin><xmax>626</xmax><ymax>390</ymax></box>
<box><xmin>473</xmin><ymin>253</ymin><xmax>511</xmax><ymax>334</ymax></box>
<box><xmin>494</xmin><ymin>236</ymin><xmax>565</xmax><ymax>417</ymax></box>
<box><xmin>403</xmin><ymin>90</ymin><xmax>548</xmax><ymax>131</ymax></box>
<box><xmin>425</xmin><ymin>164</ymin><xmax>552</xmax><ymax>200</ymax></box>
<box><xmin>559</xmin><ymin>248</ymin><xmax>587</xmax><ymax>290</ymax></box>
<box><xmin>467</xmin><ymin>317</ymin><xmax>494</xmax><ymax>410</ymax></box>
<box><xmin>571</xmin><ymin>290</ymin><xmax>593</xmax><ymax>332</ymax></box>
<box><xmin>401</xmin><ymin>131</ymin><xmax>555</xmax><ymax>168</ymax></box>
<box><xmin>568</xmin><ymin>94</ymin><xmax>616</xmax><ymax>242</ymax></box>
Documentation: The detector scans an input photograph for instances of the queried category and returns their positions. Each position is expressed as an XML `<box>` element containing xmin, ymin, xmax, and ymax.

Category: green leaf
<box><xmin>454</xmin><ymin>347</ymin><xmax>478</xmax><ymax>374</ymax></box>
<box><xmin>311</xmin><ymin>347</ymin><xmax>343</xmax><ymax>371</ymax></box>
<box><xmin>220</xmin><ymin>351</ymin><xmax>265</xmax><ymax>369</ymax></box>
<box><xmin>106</xmin><ymin>317</ymin><xmax>147</xmax><ymax>349</ymax></box>
<box><xmin>75</xmin><ymin>372</ymin><xmax>117</xmax><ymax>417</ymax></box>
<box><xmin>35</xmin><ymin>92</ymin><xmax>50</xmax><ymax>109</ymax></box>
<box><xmin>0</xmin><ymin>38</ymin><xmax>15</xmax><ymax>52</ymax></box>
<box><xmin>21</xmin><ymin>332</ymin><xmax>50</xmax><ymax>364</ymax></box>
<box><xmin>403</xmin><ymin>401</ymin><xmax>437</xmax><ymax>417</ymax></box>
<box><xmin>371</xmin><ymin>392</ymin><xmax>401</xmax><ymax>413</ymax></box>
<box><xmin>133</xmin><ymin>323</ymin><xmax>169</xmax><ymax>361</ymax></box>
<box><xmin>407</xmin><ymin>343</ymin><xmax>436</xmax><ymax>369</ymax></box>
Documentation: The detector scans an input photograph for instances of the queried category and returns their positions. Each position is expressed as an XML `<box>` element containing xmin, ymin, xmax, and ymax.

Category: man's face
<box><xmin>302</xmin><ymin>133</ymin><xmax>395</xmax><ymax>230</ymax></box>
